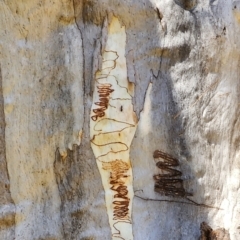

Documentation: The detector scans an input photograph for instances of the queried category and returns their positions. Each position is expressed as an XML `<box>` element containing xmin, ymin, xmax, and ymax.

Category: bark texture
<box><xmin>0</xmin><ymin>66</ymin><xmax>15</xmax><ymax>239</ymax></box>
<box><xmin>0</xmin><ymin>0</ymin><xmax>240</xmax><ymax>239</ymax></box>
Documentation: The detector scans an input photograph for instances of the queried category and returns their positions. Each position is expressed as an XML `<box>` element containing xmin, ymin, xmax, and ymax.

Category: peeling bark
<box><xmin>90</xmin><ymin>17</ymin><xmax>137</xmax><ymax>239</ymax></box>
<box><xmin>0</xmin><ymin>0</ymin><xmax>240</xmax><ymax>239</ymax></box>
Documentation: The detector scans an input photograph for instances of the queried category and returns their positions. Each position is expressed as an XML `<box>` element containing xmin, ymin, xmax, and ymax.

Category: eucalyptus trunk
<box><xmin>0</xmin><ymin>0</ymin><xmax>239</xmax><ymax>239</ymax></box>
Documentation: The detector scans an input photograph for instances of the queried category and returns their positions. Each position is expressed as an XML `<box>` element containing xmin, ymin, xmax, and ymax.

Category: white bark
<box><xmin>0</xmin><ymin>0</ymin><xmax>239</xmax><ymax>239</ymax></box>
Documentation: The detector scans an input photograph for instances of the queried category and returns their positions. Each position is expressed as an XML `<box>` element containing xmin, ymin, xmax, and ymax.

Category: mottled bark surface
<box><xmin>0</xmin><ymin>66</ymin><xmax>15</xmax><ymax>240</ymax></box>
<box><xmin>200</xmin><ymin>222</ymin><xmax>230</xmax><ymax>240</ymax></box>
<box><xmin>0</xmin><ymin>0</ymin><xmax>240</xmax><ymax>239</ymax></box>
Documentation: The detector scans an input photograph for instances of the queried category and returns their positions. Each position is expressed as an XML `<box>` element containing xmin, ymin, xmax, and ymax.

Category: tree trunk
<box><xmin>0</xmin><ymin>0</ymin><xmax>239</xmax><ymax>239</ymax></box>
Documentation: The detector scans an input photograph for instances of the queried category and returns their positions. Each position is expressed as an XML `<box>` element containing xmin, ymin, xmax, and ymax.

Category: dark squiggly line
<box><xmin>94</xmin><ymin>118</ymin><xmax>135</xmax><ymax>132</ymax></box>
<box><xmin>105</xmin><ymin>74</ymin><xmax>133</xmax><ymax>97</ymax></box>
<box><xmin>96</xmin><ymin>151</ymin><xmax>127</xmax><ymax>162</ymax></box>
<box><xmin>135</xmin><ymin>195</ymin><xmax>223</xmax><ymax>210</ymax></box>
<box><xmin>90</xmin><ymin>141</ymin><xmax>129</xmax><ymax>161</ymax></box>
<box><xmin>110</xmin><ymin>98</ymin><xmax>131</xmax><ymax>100</ymax></box>
<box><xmin>95</xmin><ymin>51</ymin><xmax>119</xmax><ymax>84</ymax></box>
<box><xmin>91</xmin><ymin>119</ymin><xmax>136</xmax><ymax>160</ymax></box>
<box><xmin>153</xmin><ymin>150</ymin><xmax>192</xmax><ymax>197</ymax></box>
<box><xmin>90</xmin><ymin>140</ymin><xmax>128</xmax><ymax>149</ymax></box>
<box><xmin>101</xmin><ymin>66</ymin><xmax>117</xmax><ymax>71</ymax></box>
<box><xmin>93</xmin><ymin>126</ymin><xmax>135</xmax><ymax>138</ymax></box>
<box><xmin>108</xmin><ymin>103</ymin><xmax>116</xmax><ymax>108</ymax></box>
<box><xmin>95</xmin><ymin>74</ymin><xmax>109</xmax><ymax>80</ymax></box>
<box><xmin>91</xmin><ymin>83</ymin><xmax>114</xmax><ymax>121</ymax></box>
<box><xmin>92</xmin><ymin>49</ymin><xmax>134</xmax><ymax>239</ymax></box>
<box><xmin>104</xmin><ymin>50</ymin><xmax>120</xmax><ymax>58</ymax></box>
<box><xmin>112</xmin><ymin>220</ymin><xmax>132</xmax><ymax>240</ymax></box>
<box><xmin>96</xmin><ymin>73</ymin><xmax>132</xmax><ymax>98</ymax></box>
<box><xmin>92</xmin><ymin>50</ymin><xmax>132</xmax><ymax>122</ymax></box>
<box><xmin>103</xmin><ymin>160</ymin><xmax>130</xmax><ymax>221</ymax></box>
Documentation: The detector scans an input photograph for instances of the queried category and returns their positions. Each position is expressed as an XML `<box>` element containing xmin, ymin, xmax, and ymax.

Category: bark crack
<box><xmin>72</xmin><ymin>0</ymin><xmax>86</xmax><ymax>130</ymax></box>
<box><xmin>135</xmin><ymin>195</ymin><xmax>223</xmax><ymax>210</ymax></box>
<box><xmin>0</xmin><ymin>64</ymin><xmax>16</xmax><ymax>239</ymax></box>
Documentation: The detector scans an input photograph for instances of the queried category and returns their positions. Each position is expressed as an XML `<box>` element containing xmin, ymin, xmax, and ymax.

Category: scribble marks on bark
<box><xmin>91</xmin><ymin>83</ymin><xmax>114</xmax><ymax>121</ymax></box>
<box><xmin>153</xmin><ymin>150</ymin><xmax>192</xmax><ymax>198</ymax></box>
<box><xmin>90</xmin><ymin>17</ymin><xmax>136</xmax><ymax>240</ymax></box>
<box><xmin>102</xmin><ymin>160</ymin><xmax>130</xmax><ymax>221</ymax></box>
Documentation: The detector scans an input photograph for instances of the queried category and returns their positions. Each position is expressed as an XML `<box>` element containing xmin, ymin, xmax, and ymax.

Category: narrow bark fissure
<box><xmin>53</xmin><ymin>148</ymin><xmax>66</xmax><ymax>240</ymax></box>
<box><xmin>0</xmin><ymin>65</ymin><xmax>16</xmax><ymax>239</ymax></box>
<box><xmin>72</xmin><ymin>0</ymin><xmax>86</xmax><ymax>101</ymax></box>
<box><xmin>155</xmin><ymin>8</ymin><xmax>163</xmax><ymax>22</ymax></box>
<box><xmin>54</xmin><ymin>145</ymin><xmax>83</xmax><ymax>240</ymax></box>
<box><xmin>134</xmin><ymin>195</ymin><xmax>222</xmax><ymax>210</ymax></box>
<box><xmin>70</xmin><ymin>2</ymin><xmax>108</xmax><ymax>239</ymax></box>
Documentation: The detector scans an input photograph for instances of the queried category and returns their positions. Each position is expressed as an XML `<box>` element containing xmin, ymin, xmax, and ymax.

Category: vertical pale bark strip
<box><xmin>90</xmin><ymin>17</ymin><xmax>137</xmax><ymax>240</ymax></box>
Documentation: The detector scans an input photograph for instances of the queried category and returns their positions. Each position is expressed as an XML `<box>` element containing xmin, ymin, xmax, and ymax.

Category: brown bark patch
<box><xmin>200</xmin><ymin>222</ymin><xmax>230</xmax><ymax>240</ymax></box>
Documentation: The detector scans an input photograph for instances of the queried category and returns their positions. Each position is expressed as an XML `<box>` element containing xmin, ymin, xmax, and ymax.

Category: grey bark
<box><xmin>0</xmin><ymin>66</ymin><xmax>15</xmax><ymax>239</ymax></box>
<box><xmin>0</xmin><ymin>0</ymin><xmax>240</xmax><ymax>239</ymax></box>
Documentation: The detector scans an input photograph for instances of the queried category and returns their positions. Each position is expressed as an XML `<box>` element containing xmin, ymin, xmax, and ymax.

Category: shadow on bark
<box><xmin>55</xmin><ymin>1</ymin><xmax>224</xmax><ymax>239</ymax></box>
